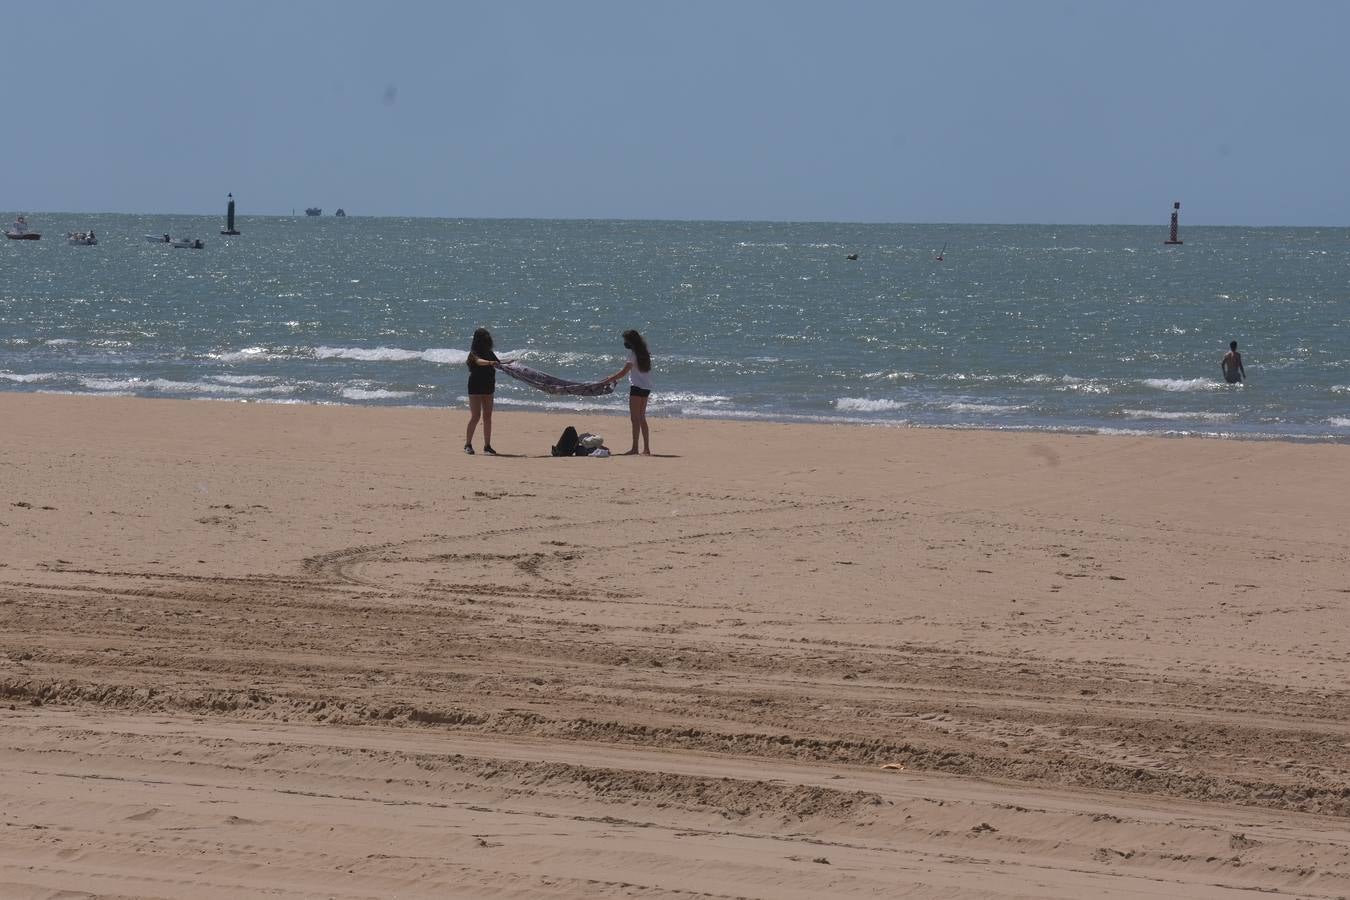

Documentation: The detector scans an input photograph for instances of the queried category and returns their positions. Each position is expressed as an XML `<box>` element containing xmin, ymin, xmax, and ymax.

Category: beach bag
<box><xmin>577</xmin><ymin>432</ymin><xmax>604</xmax><ymax>450</ymax></box>
<box><xmin>551</xmin><ymin>426</ymin><xmax>580</xmax><ymax>457</ymax></box>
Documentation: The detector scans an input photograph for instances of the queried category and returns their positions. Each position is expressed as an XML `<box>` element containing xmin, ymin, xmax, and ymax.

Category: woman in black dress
<box><xmin>465</xmin><ymin>328</ymin><xmax>500</xmax><ymax>455</ymax></box>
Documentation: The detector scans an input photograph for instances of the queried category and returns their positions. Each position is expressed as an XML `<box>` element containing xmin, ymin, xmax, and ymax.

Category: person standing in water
<box><xmin>1221</xmin><ymin>340</ymin><xmax>1246</xmax><ymax>384</ymax></box>
<box><xmin>604</xmin><ymin>329</ymin><xmax>654</xmax><ymax>455</ymax></box>
<box><xmin>465</xmin><ymin>328</ymin><xmax>501</xmax><ymax>455</ymax></box>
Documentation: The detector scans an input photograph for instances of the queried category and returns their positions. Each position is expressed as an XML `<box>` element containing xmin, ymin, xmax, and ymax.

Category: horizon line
<box><xmin>5</xmin><ymin>209</ymin><xmax>1348</xmax><ymax>229</ymax></box>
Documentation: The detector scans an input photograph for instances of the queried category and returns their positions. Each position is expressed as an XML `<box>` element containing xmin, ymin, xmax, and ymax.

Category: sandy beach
<box><xmin>3</xmin><ymin>392</ymin><xmax>1350</xmax><ymax>898</ymax></box>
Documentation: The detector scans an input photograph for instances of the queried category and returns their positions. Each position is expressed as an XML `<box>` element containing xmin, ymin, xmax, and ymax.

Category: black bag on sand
<box><xmin>552</xmin><ymin>425</ymin><xmax>580</xmax><ymax>457</ymax></box>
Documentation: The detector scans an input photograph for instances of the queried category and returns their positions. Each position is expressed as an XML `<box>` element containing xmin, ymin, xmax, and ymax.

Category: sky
<box><xmin>3</xmin><ymin>1</ymin><xmax>1347</xmax><ymax>225</ymax></box>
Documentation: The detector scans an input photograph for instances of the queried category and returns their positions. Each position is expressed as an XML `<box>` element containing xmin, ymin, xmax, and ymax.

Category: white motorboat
<box><xmin>5</xmin><ymin>215</ymin><xmax>41</xmax><ymax>240</ymax></box>
<box><xmin>144</xmin><ymin>233</ymin><xmax>172</xmax><ymax>243</ymax></box>
<box><xmin>172</xmin><ymin>238</ymin><xmax>205</xmax><ymax>249</ymax></box>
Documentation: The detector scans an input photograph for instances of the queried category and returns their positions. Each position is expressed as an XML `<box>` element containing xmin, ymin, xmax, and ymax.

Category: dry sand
<box><xmin>2</xmin><ymin>393</ymin><xmax>1349</xmax><ymax>898</ymax></box>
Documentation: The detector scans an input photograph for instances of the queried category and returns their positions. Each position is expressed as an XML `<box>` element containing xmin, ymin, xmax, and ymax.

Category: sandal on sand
<box><xmin>464</xmin><ymin>444</ymin><xmax>474</xmax><ymax>455</ymax></box>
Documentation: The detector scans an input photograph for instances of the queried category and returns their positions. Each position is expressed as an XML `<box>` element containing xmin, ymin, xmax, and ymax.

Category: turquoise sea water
<box><xmin>2</xmin><ymin>213</ymin><xmax>1347</xmax><ymax>440</ymax></box>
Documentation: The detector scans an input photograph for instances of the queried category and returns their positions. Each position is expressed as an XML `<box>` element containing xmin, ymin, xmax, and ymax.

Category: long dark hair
<box><xmin>622</xmin><ymin>329</ymin><xmax>651</xmax><ymax>373</ymax></box>
<box><xmin>470</xmin><ymin>327</ymin><xmax>493</xmax><ymax>358</ymax></box>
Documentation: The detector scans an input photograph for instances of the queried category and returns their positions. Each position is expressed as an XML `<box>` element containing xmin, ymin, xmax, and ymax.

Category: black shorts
<box><xmin>629</xmin><ymin>386</ymin><xmax>651</xmax><ymax>398</ymax></box>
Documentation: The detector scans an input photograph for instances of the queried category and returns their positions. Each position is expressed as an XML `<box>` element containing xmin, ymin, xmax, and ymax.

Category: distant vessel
<box><xmin>172</xmin><ymin>238</ymin><xmax>206</xmax><ymax>250</ymax></box>
<box><xmin>67</xmin><ymin>231</ymin><xmax>99</xmax><ymax>245</ymax></box>
<box><xmin>145</xmin><ymin>233</ymin><xmax>172</xmax><ymax>243</ymax></box>
<box><xmin>934</xmin><ymin>242</ymin><xmax>946</xmax><ymax>262</ymax></box>
<box><xmin>1164</xmin><ymin>201</ymin><xmax>1183</xmax><ymax>245</ymax></box>
<box><xmin>5</xmin><ymin>215</ymin><xmax>41</xmax><ymax>240</ymax></box>
<box><xmin>335</xmin><ymin>208</ymin><xmax>347</xmax><ymax>217</ymax></box>
<box><xmin>305</xmin><ymin>207</ymin><xmax>322</xmax><ymax>216</ymax></box>
<box><xmin>221</xmin><ymin>193</ymin><xmax>240</xmax><ymax>235</ymax></box>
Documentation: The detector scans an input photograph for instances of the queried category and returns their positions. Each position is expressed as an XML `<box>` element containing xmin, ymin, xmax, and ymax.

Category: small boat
<box><xmin>67</xmin><ymin>231</ymin><xmax>99</xmax><ymax>245</ymax></box>
<box><xmin>172</xmin><ymin>238</ymin><xmax>206</xmax><ymax>249</ymax></box>
<box><xmin>221</xmin><ymin>192</ymin><xmax>240</xmax><ymax>235</ymax></box>
<box><xmin>5</xmin><ymin>215</ymin><xmax>41</xmax><ymax>240</ymax></box>
<box><xmin>144</xmin><ymin>233</ymin><xmax>172</xmax><ymax>243</ymax></box>
<box><xmin>305</xmin><ymin>207</ymin><xmax>322</xmax><ymax>216</ymax></box>
<box><xmin>334</xmin><ymin>208</ymin><xmax>347</xmax><ymax>217</ymax></box>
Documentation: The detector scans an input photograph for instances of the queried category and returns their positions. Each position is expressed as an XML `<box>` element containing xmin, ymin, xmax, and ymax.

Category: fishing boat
<box><xmin>144</xmin><ymin>233</ymin><xmax>172</xmax><ymax>243</ymax></box>
<box><xmin>305</xmin><ymin>207</ymin><xmax>322</xmax><ymax>216</ymax></box>
<box><xmin>67</xmin><ymin>231</ymin><xmax>99</xmax><ymax>245</ymax></box>
<box><xmin>172</xmin><ymin>238</ymin><xmax>206</xmax><ymax>249</ymax></box>
<box><xmin>334</xmin><ymin>208</ymin><xmax>347</xmax><ymax>217</ymax></box>
<box><xmin>5</xmin><ymin>215</ymin><xmax>41</xmax><ymax>240</ymax></box>
<box><xmin>221</xmin><ymin>192</ymin><xmax>240</xmax><ymax>235</ymax></box>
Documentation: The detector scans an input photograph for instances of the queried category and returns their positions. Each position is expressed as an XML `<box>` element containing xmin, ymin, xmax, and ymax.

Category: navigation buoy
<box><xmin>1164</xmin><ymin>201</ymin><xmax>1182</xmax><ymax>245</ymax></box>
<box><xmin>221</xmin><ymin>193</ymin><xmax>240</xmax><ymax>236</ymax></box>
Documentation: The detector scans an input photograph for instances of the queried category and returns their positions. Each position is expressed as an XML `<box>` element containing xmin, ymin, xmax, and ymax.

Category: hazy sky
<box><xmin>4</xmin><ymin>2</ymin><xmax>1346</xmax><ymax>224</ymax></box>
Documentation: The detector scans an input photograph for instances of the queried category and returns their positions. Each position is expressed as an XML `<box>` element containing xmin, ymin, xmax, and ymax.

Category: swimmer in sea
<box><xmin>1221</xmin><ymin>340</ymin><xmax>1246</xmax><ymax>384</ymax></box>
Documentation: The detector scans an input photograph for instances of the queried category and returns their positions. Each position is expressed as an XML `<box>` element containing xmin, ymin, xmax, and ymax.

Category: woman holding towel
<box><xmin>604</xmin><ymin>329</ymin><xmax>654</xmax><ymax>455</ymax></box>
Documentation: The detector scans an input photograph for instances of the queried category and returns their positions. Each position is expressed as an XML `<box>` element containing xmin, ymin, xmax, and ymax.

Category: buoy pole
<box><xmin>1164</xmin><ymin>201</ymin><xmax>1183</xmax><ymax>245</ymax></box>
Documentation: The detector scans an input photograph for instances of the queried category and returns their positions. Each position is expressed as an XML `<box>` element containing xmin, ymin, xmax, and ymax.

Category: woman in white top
<box><xmin>604</xmin><ymin>329</ymin><xmax>653</xmax><ymax>455</ymax></box>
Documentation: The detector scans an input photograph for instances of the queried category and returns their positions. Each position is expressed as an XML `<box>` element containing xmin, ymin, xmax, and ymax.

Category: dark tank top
<box><xmin>467</xmin><ymin>350</ymin><xmax>498</xmax><ymax>394</ymax></box>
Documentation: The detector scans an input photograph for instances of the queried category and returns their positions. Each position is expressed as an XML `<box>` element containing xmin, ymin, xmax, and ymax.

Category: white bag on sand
<box><xmin>578</xmin><ymin>432</ymin><xmax>604</xmax><ymax>449</ymax></box>
<box><xmin>589</xmin><ymin>447</ymin><xmax>610</xmax><ymax>458</ymax></box>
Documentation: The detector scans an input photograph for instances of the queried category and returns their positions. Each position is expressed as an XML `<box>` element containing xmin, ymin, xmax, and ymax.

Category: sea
<box><xmin>2</xmin><ymin>214</ymin><xmax>1347</xmax><ymax>441</ymax></box>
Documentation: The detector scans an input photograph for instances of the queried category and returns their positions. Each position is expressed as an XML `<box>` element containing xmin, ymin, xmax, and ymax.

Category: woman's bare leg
<box><xmin>636</xmin><ymin>395</ymin><xmax>650</xmax><ymax>454</ymax></box>
<box><xmin>623</xmin><ymin>393</ymin><xmax>641</xmax><ymax>454</ymax></box>
<box><xmin>482</xmin><ymin>396</ymin><xmax>494</xmax><ymax>449</ymax></box>
<box><xmin>465</xmin><ymin>395</ymin><xmax>483</xmax><ymax>447</ymax></box>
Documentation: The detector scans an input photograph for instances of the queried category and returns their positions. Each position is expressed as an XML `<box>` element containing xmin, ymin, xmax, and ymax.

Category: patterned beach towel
<box><xmin>499</xmin><ymin>361</ymin><xmax>615</xmax><ymax>397</ymax></box>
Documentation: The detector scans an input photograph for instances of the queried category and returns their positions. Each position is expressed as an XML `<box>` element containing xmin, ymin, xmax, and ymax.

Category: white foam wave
<box><xmin>210</xmin><ymin>347</ymin><xmax>275</xmax><ymax>363</ymax></box>
<box><xmin>1332</xmin><ymin>385</ymin><xmax>1349</xmax><ymax>395</ymax></box>
<box><xmin>1142</xmin><ymin>378</ymin><xmax>1228</xmax><ymax>393</ymax></box>
<box><xmin>652</xmin><ymin>392</ymin><xmax>730</xmax><ymax>405</ymax></box>
<box><xmin>834</xmin><ymin>398</ymin><xmax>908</xmax><ymax>413</ymax></box>
<box><xmin>0</xmin><ymin>372</ymin><xmax>61</xmax><ymax>383</ymax></box>
<box><xmin>1122</xmin><ymin>409</ymin><xmax>1236</xmax><ymax>422</ymax></box>
<box><xmin>944</xmin><ymin>402</ymin><xmax>1028</xmax><ymax>414</ymax></box>
<box><xmin>207</xmin><ymin>374</ymin><xmax>276</xmax><ymax>385</ymax></box>
<box><xmin>78</xmin><ymin>377</ymin><xmax>293</xmax><ymax>396</ymax></box>
<box><xmin>340</xmin><ymin>388</ymin><xmax>418</xmax><ymax>400</ymax></box>
<box><xmin>1328</xmin><ymin>417</ymin><xmax>1350</xmax><ymax>428</ymax></box>
<box><xmin>44</xmin><ymin>339</ymin><xmax>78</xmax><ymax>346</ymax></box>
<box><xmin>315</xmin><ymin>346</ymin><xmax>471</xmax><ymax>365</ymax></box>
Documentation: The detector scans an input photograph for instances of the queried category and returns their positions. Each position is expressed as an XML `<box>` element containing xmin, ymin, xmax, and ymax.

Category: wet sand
<box><xmin>2</xmin><ymin>393</ymin><xmax>1349</xmax><ymax>898</ymax></box>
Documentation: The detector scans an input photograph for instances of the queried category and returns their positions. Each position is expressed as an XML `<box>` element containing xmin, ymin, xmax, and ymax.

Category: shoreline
<box><xmin>9</xmin><ymin>386</ymin><xmax>1350</xmax><ymax>446</ymax></box>
<box><xmin>4</xmin><ymin>391</ymin><xmax>1350</xmax><ymax>897</ymax></box>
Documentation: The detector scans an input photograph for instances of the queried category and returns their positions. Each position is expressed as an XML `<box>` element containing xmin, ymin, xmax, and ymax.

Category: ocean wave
<box><xmin>315</xmin><ymin>346</ymin><xmax>427</xmax><ymax>362</ymax></box>
<box><xmin>944</xmin><ymin>402</ymin><xmax>1028</xmax><ymax>414</ymax></box>
<box><xmin>207</xmin><ymin>374</ymin><xmax>279</xmax><ymax>385</ymax></box>
<box><xmin>652</xmin><ymin>391</ymin><xmax>731</xmax><ymax>405</ymax></box>
<box><xmin>209</xmin><ymin>347</ymin><xmax>276</xmax><ymax>363</ymax></box>
<box><xmin>78</xmin><ymin>377</ymin><xmax>294</xmax><ymax>396</ymax></box>
<box><xmin>1142</xmin><ymin>378</ymin><xmax>1229</xmax><ymax>393</ymax></box>
<box><xmin>1122</xmin><ymin>409</ymin><xmax>1236</xmax><ymax>422</ymax></box>
<box><xmin>313</xmin><ymin>346</ymin><xmax>493</xmax><ymax>366</ymax></box>
<box><xmin>1332</xmin><ymin>385</ymin><xmax>1349</xmax><ymax>395</ymax></box>
<box><xmin>0</xmin><ymin>371</ymin><xmax>62</xmax><ymax>383</ymax></box>
<box><xmin>340</xmin><ymin>388</ymin><xmax>418</xmax><ymax>400</ymax></box>
<box><xmin>1329</xmin><ymin>417</ymin><xmax>1350</xmax><ymax>428</ymax></box>
<box><xmin>834</xmin><ymin>398</ymin><xmax>908</xmax><ymax>412</ymax></box>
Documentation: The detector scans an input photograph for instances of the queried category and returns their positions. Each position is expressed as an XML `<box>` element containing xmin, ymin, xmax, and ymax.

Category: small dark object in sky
<box><xmin>383</xmin><ymin>84</ymin><xmax>398</xmax><ymax>106</ymax></box>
